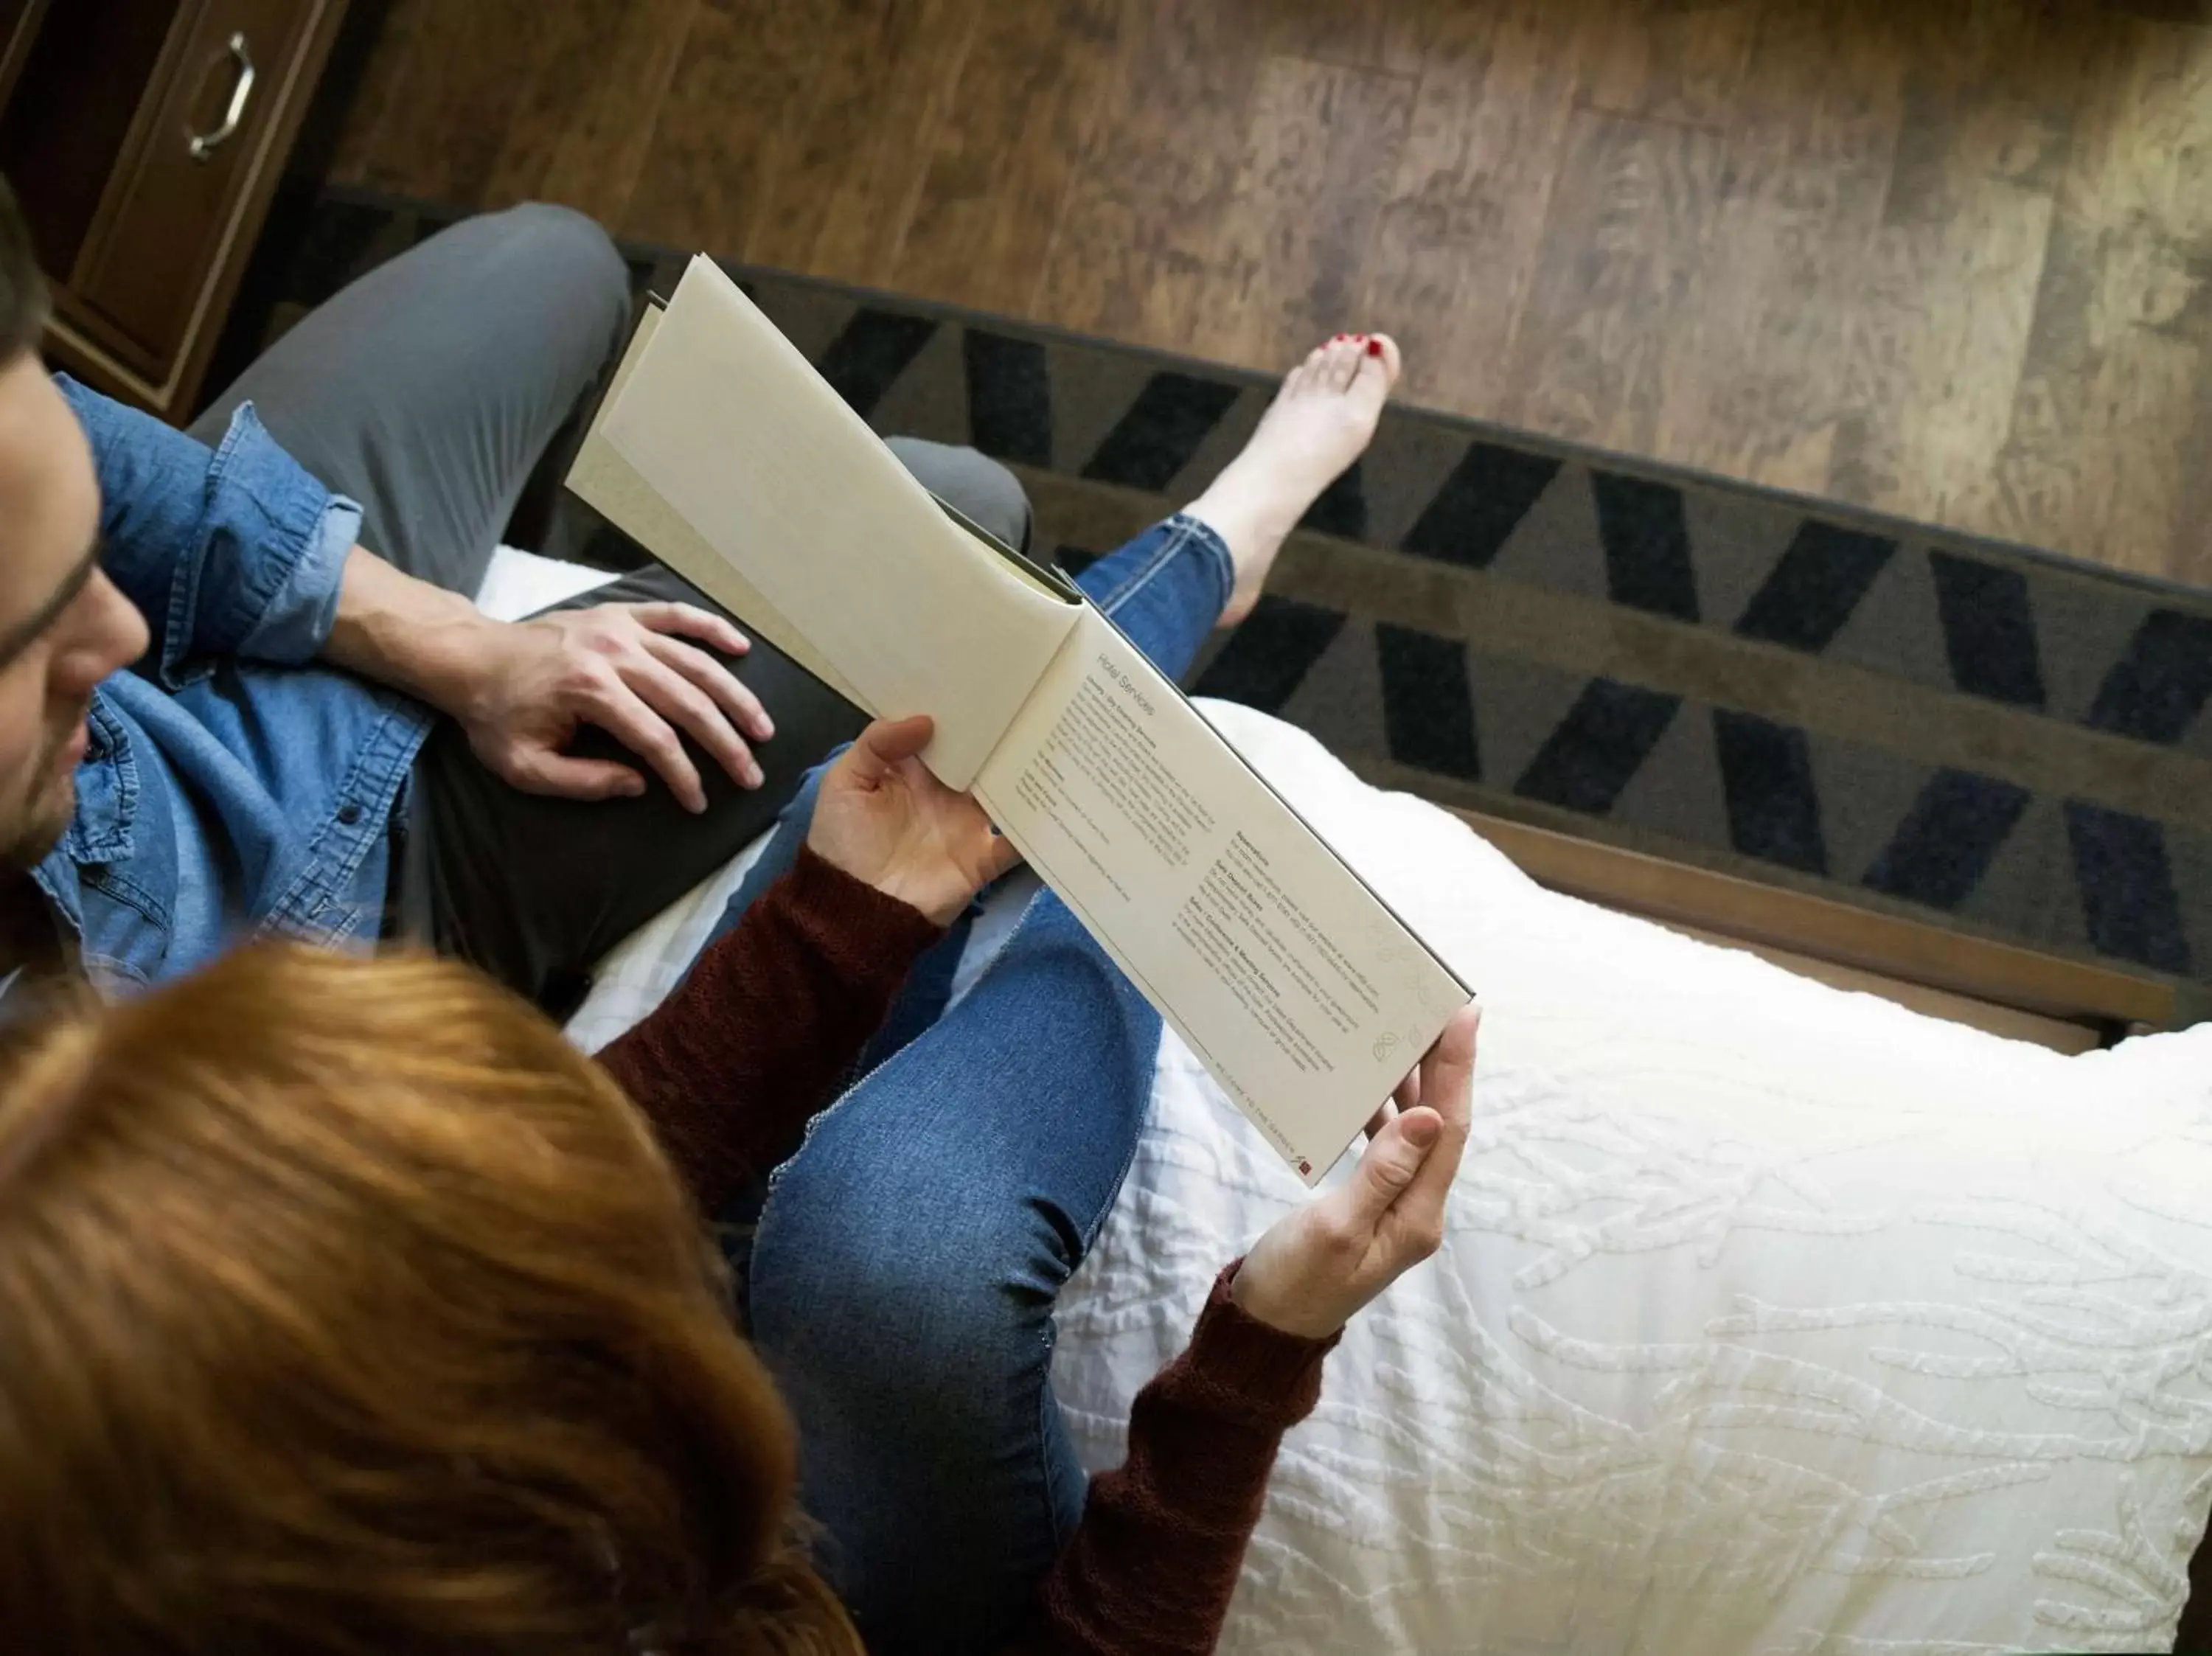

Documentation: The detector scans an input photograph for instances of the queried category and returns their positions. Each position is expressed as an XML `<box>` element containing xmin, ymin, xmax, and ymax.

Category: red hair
<box><xmin>0</xmin><ymin>942</ymin><xmax>860</xmax><ymax>1655</ymax></box>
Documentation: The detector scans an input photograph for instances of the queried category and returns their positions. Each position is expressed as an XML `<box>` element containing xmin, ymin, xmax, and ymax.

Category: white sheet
<box><xmin>1054</xmin><ymin>705</ymin><xmax>2212</xmax><ymax>1656</ymax></box>
<box><xmin>490</xmin><ymin>549</ymin><xmax>2212</xmax><ymax>1655</ymax></box>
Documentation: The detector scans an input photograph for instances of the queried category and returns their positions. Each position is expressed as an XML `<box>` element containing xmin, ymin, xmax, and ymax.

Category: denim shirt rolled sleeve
<box><xmin>58</xmin><ymin>376</ymin><xmax>360</xmax><ymax>682</ymax></box>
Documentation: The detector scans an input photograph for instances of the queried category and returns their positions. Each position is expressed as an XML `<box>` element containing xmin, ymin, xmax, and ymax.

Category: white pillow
<box><xmin>1051</xmin><ymin>700</ymin><xmax>2212</xmax><ymax>1656</ymax></box>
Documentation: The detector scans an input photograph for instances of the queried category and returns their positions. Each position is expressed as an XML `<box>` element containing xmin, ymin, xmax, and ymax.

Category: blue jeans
<box><xmin>720</xmin><ymin>515</ymin><xmax>1234</xmax><ymax>1654</ymax></box>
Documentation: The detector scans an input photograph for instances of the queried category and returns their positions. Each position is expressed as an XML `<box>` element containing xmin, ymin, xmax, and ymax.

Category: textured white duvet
<box><xmin>503</xmin><ymin>552</ymin><xmax>2212</xmax><ymax>1655</ymax></box>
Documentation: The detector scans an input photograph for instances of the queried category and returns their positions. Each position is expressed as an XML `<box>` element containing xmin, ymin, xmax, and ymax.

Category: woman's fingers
<box><xmin>980</xmin><ymin>829</ymin><xmax>1025</xmax><ymax>885</ymax></box>
<box><xmin>847</xmin><ymin>714</ymin><xmax>936</xmax><ymax>783</ymax></box>
<box><xmin>1419</xmin><ymin>1006</ymin><xmax>1481</xmax><ymax>1136</ymax></box>
<box><xmin>1379</xmin><ymin>1006</ymin><xmax>1481</xmax><ymax>1255</ymax></box>
<box><xmin>1342</xmin><ymin>1106</ymin><xmax>1442</xmax><ymax>1234</ymax></box>
<box><xmin>1367</xmin><ymin>1023</ymin><xmax>1435</xmax><ymax>1138</ymax></box>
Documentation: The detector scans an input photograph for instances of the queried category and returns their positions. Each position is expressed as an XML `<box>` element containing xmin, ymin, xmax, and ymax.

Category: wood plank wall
<box><xmin>328</xmin><ymin>0</ymin><xmax>2212</xmax><ymax>589</ymax></box>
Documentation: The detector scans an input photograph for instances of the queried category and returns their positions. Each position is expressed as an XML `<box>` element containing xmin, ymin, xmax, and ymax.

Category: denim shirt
<box><xmin>29</xmin><ymin>379</ymin><xmax>437</xmax><ymax>991</ymax></box>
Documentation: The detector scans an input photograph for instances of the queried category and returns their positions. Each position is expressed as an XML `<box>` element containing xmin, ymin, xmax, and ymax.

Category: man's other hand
<box><xmin>806</xmin><ymin>715</ymin><xmax>1022</xmax><ymax>925</ymax></box>
<box><xmin>459</xmin><ymin>602</ymin><xmax>774</xmax><ymax>813</ymax></box>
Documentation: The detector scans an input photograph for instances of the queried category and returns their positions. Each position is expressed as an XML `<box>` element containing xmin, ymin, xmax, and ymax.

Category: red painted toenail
<box><xmin>1366</xmin><ymin>338</ymin><xmax>1382</xmax><ymax>357</ymax></box>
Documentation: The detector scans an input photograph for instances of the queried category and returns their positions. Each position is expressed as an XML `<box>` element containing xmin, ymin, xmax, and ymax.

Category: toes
<box><xmin>1284</xmin><ymin>342</ymin><xmax>1330</xmax><ymax>395</ymax></box>
<box><xmin>1367</xmin><ymin>332</ymin><xmax>1404</xmax><ymax>389</ymax></box>
<box><xmin>1341</xmin><ymin>332</ymin><xmax>1401</xmax><ymax>402</ymax></box>
<box><xmin>1321</xmin><ymin>335</ymin><xmax>1363</xmax><ymax>392</ymax></box>
<box><xmin>1295</xmin><ymin>333</ymin><xmax>1402</xmax><ymax>399</ymax></box>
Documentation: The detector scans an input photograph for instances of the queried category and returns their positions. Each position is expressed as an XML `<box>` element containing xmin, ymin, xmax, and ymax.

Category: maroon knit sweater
<box><xmin>596</xmin><ymin>847</ymin><xmax>1337</xmax><ymax>1655</ymax></box>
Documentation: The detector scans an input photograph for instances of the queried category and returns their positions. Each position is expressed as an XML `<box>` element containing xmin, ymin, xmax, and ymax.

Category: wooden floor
<box><xmin>327</xmin><ymin>0</ymin><xmax>2212</xmax><ymax>588</ymax></box>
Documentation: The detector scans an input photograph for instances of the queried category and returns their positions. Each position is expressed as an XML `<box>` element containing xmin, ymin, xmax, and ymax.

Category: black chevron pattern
<box><xmin>1514</xmin><ymin>681</ymin><xmax>1680</xmax><ymax>815</ymax></box>
<box><xmin>264</xmin><ymin>189</ymin><xmax>2212</xmax><ymax>986</ymax></box>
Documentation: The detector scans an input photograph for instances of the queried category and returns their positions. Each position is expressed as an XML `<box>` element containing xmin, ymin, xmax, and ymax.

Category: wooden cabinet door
<box><xmin>21</xmin><ymin>0</ymin><xmax>349</xmax><ymax>420</ymax></box>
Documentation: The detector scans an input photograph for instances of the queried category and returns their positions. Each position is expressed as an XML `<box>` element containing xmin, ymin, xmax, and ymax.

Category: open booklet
<box><xmin>568</xmin><ymin>257</ymin><xmax>1472</xmax><ymax>1184</ymax></box>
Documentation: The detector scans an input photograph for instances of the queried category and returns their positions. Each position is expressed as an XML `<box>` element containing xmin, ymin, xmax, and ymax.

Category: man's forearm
<box><xmin>322</xmin><ymin>545</ymin><xmax>502</xmax><ymax>720</ymax></box>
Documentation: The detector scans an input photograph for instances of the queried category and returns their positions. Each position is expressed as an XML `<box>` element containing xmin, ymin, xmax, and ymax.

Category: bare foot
<box><xmin>1186</xmin><ymin>333</ymin><xmax>1402</xmax><ymax>627</ymax></box>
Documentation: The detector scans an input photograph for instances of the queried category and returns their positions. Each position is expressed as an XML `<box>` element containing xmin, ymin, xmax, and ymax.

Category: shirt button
<box><xmin>336</xmin><ymin>801</ymin><xmax>364</xmax><ymax>826</ymax></box>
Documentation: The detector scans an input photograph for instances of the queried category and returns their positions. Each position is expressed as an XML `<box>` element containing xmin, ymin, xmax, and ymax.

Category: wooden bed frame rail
<box><xmin>1456</xmin><ymin>810</ymin><xmax>2196</xmax><ymax>1056</ymax></box>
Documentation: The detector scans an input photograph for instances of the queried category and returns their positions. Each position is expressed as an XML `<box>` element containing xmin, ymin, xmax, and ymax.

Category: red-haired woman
<box><xmin>0</xmin><ymin>332</ymin><xmax>1479</xmax><ymax>1655</ymax></box>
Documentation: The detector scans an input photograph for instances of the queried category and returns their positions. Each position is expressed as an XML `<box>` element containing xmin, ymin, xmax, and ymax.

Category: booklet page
<box><xmin>976</xmin><ymin>605</ymin><xmax>1469</xmax><ymax>1181</ymax></box>
<box><xmin>599</xmin><ymin>257</ymin><xmax>1080</xmax><ymax>790</ymax></box>
<box><xmin>568</xmin><ymin>307</ymin><xmax>866</xmax><ymax>706</ymax></box>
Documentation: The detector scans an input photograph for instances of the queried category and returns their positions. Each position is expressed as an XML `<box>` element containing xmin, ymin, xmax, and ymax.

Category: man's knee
<box><xmin>480</xmin><ymin>202</ymin><xmax>630</xmax><ymax>333</ymax></box>
<box><xmin>490</xmin><ymin>202</ymin><xmax>626</xmax><ymax>288</ymax></box>
<box><xmin>886</xmin><ymin>437</ymin><xmax>1034</xmax><ymax>554</ymax></box>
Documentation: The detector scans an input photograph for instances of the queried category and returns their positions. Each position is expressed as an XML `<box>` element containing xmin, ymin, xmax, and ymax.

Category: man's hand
<box><xmin>323</xmin><ymin>547</ymin><xmax>773</xmax><ymax>813</ymax></box>
<box><xmin>455</xmin><ymin>602</ymin><xmax>773</xmax><ymax>813</ymax></box>
<box><xmin>1231</xmin><ymin>1006</ymin><xmax>1481</xmax><ymax>1340</ymax></box>
<box><xmin>807</xmin><ymin>715</ymin><xmax>1022</xmax><ymax>925</ymax></box>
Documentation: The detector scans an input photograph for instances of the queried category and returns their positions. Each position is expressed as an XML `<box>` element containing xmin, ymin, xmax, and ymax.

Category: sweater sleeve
<box><xmin>1015</xmin><ymin>1262</ymin><xmax>1340</xmax><ymax>1656</ymax></box>
<box><xmin>594</xmin><ymin>846</ymin><xmax>945</xmax><ymax>1215</ymax></box>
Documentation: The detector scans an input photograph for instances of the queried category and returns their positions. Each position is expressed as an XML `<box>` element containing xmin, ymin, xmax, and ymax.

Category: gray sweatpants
<box><xmin>192</xmin><ymin>202</ymin><xmax>1031</xmax><ymax>1013</ymax></box>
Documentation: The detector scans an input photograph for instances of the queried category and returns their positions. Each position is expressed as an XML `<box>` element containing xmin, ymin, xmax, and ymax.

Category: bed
<box><xmin>484</xmin><ymin>550</ymin><xmax>2212</xmax><ymax>1656</ymax></box>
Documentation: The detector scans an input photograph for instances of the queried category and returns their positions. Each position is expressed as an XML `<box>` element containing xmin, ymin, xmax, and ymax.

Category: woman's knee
<box><xmin>751</xmin><ymin>1135</ymin><xmax>1040</xmax><ymax>1392</ymax></box>
<box><xmin>747</xmin><ymin>921</ymin><xmax>1155</xmax><ymax>1405</ymax></box>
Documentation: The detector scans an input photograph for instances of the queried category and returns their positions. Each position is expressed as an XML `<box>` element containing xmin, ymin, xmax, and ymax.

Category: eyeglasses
<box><xmin>0</xmin><ymin>540</ymin><xmax>101</xmax><ymax>674</ymax></box>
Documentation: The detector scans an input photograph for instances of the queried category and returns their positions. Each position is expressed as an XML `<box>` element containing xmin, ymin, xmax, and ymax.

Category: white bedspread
<box><xmin>1049</xmin><ymin>706</ymin><xmax>2212</xmax><ymax>1656</ymax></box>
<box><xmin>501</xmin><ymin>550</ymin><xmax>2212</xmax><ymax>1655</ymax></box>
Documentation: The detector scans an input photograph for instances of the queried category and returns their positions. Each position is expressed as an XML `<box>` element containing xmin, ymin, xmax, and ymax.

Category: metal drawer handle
<box><xmin>188</xmin><ymin>32</ymin><xmax>257</xmax><ymax>162</ymax></box>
